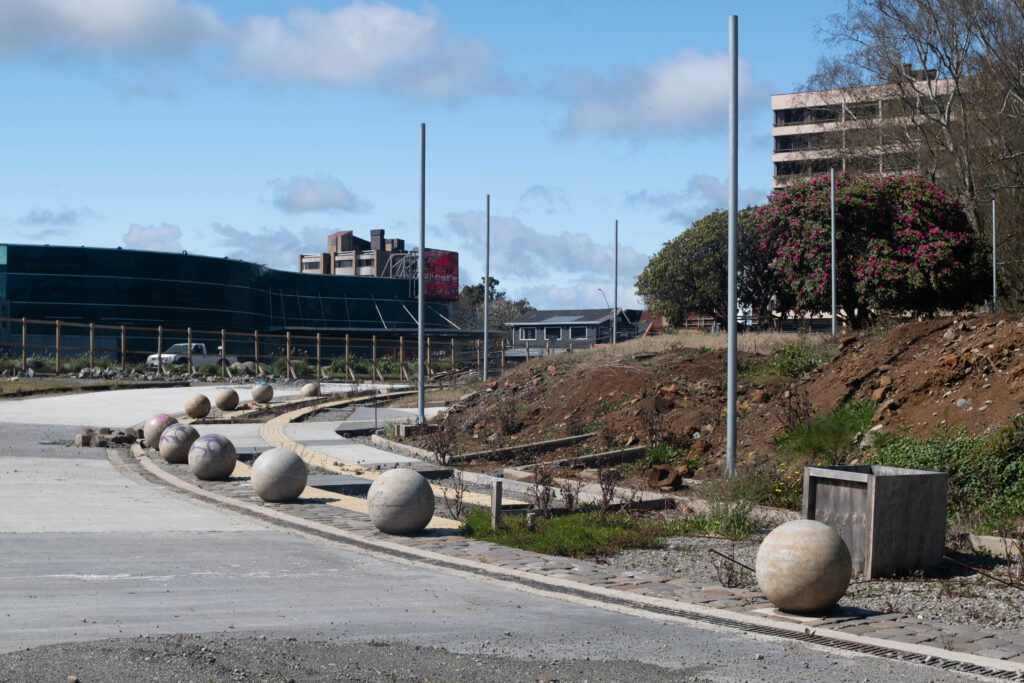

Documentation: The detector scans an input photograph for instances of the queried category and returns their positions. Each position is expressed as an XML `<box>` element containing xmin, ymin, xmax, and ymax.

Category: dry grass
<box><xmin>576</xmin><ymin>330</ymin><xmax>834</xmax><ymax>361</ymax></box>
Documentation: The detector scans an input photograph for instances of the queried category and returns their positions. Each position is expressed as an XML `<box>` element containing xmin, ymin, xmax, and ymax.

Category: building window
<box><xmin>569</xmin><ymin>326</ymin><xmax>587</xmax><ymax>340</ymax></box>
<box><xmin>545</xmin><ymin>327</ymin><xmax>561</xmax><ymax>341</ymax></box>
<box><xmin>357</xmin><ymin>258</ymin><xmax>374</xmax><ymax>266</ymax></box>
<box><xmin>520</xmin><ymin>328</ymin><xmax>536</xmax><ymax>341</ymax></box>
<box><xmin>337</xmin><ymin>259</ymin><xmax>353</xmax><ymax>268</ymax></box>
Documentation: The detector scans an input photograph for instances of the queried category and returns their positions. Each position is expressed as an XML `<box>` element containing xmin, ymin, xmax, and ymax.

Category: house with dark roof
<box><xmin>505</xmin><ymin>308</ymin><xmax>644</xmax><ymax>358</ymax></box>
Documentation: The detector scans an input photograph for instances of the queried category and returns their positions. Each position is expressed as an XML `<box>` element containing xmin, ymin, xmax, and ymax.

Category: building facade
<box><xmin>505</xmin><ymin>309</ymin><xmax>643</xmax><ymax>358</ymax></box>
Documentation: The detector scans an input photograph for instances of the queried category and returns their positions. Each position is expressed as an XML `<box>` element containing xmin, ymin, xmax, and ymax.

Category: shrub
<box><xmin>775</xmin><ymin>400</ymin><xmax>876</xmax><ymax>463</ymax></box>
<box><xmin>197</xmin><ymin>363</ymin><xmax>220</xmax><ymax>376</ymax></box>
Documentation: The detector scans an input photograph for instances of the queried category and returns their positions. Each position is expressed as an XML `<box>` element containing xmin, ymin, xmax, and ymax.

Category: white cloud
<box><xmin>270</xmin><ymin>176</ymin><xmax>366</xmax><ymax>214</ymax></box>
<box><xmin>123</xmin><ymin>223</ymin><xmax>182</xmax><ymax>252</ymax></box>
<box><xmin>518</xmin><ymin>281</ymin><xmax>644</xmax><ymax>311</ymax></box>
<box><xmin>625</xmin><ymin>174</ymin><xmax>767</xmax><ymax>226</ymax></box>
<box><xmin>519</xmin><ymin>184</ymin><xmax>571</xmax><ymax>214</ymax></box>
<box><xmin>234</xmin><ymin>3</ymin><xmax>493</xmax><ymax>97</ymax></box>
<box><xmin>0</xmin><ymin>0</ymin><xmax>225</xmax><ymax>59</ymax></box>
<box><xmin>18</xmin><ymin>206</ymin><xmax>95</xmax><ymax>226</ymax></box>
<box><xmin>211</xmin><ymin>223</ymin><xmax>323</xmax><ymax>270</ymax></box>
<box><xmin>554</xmin><ymin>50</ymin><xmax>769</xmax><ymax>139</ymax></box>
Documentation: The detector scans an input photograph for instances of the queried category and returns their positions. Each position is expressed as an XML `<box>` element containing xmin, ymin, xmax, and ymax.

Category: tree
<box><xmin>804</xmin><ymin>0</ymin><xmax>1024</xmax><ymax>309</ymax></box>
<box><xmin>754</xmin><ymin>172</ymin><xmax>984</xmax><ymax>326</ymax></box>
<box><xmin>453</xmin><ymin>277</ymin><xmax>534</xmax><ymax>330</ymax></box>
<box><xmin>635</xmin><ymin>208</ymin><xmax>781</xmax><ymax>329</ymax></box>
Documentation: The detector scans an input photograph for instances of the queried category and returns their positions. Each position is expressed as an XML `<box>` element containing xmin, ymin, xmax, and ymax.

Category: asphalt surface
<box><xmin>0</xmin><ymin>410</ymin><xmax>990</xmax><ymax>681</ymax></box>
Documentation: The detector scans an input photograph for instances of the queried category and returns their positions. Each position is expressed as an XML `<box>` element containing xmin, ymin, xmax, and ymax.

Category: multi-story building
<box><xmin>299</xmin><ymin>230</ymin><xmax>459</xmax><ymax>301</ymax></box>
<box><xmin>771</xmin><ymin>69</ymin><xmax>950</xmax><ymax>188</ymax></box>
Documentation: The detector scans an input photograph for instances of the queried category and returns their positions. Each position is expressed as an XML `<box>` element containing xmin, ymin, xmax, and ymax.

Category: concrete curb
<box><xmin>123</xmin><ymin>447</ymin><xmax>1024</xmax><ymax>678</ymax></box>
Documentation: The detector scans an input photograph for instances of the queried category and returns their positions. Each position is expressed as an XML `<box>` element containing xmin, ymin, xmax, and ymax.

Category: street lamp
<box><xmin>597</xmin><ymin>288</ymin><xmax>613</xmax><ymax>344</ymax></box>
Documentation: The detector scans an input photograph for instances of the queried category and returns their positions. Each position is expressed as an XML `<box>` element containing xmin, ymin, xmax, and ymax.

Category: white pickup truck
<box><xmin>146</xmin><ymin>343</ymin><xmax>237</xmax><ymax>369</ymax></box>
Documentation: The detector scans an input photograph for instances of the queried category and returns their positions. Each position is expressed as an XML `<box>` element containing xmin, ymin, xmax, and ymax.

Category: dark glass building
<box><xmin>0</xmin><ymin>243</ymin><xmax>455</xmax><ymax>334</ymax></box>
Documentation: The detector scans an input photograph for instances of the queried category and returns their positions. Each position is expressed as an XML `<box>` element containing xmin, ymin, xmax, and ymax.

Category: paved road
<box><xmin>0</xmin><ymin>415</ymin><xmax>982</xmax><ymax>681</ymax></box>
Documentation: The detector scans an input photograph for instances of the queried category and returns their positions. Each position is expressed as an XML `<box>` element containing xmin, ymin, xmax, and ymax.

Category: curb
<box><xmin>121</xmin><ymin>446</ymin><xmax>1024</xmax><ymax>680</ymax></box>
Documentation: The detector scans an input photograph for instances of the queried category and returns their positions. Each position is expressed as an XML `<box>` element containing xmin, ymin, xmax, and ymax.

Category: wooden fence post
<box><xmin>21</xmin><ymin>317</ymin><xmax>27</xmax><ymax>371</ymax></box>
<box><xmin>476</xmin><ymin>339</ymin><xmax>481</xmax><ymax>373</ymax></box>
<box><xmin>491</xmin><ymin>480</ymin><xmax>503</xmax><ymax>530</ymax></box>
<box><xmin>156</xmin><ymin>325</ymin><xmax>162</xmax><ymax>374</ymax></box>
<box><xmin>545</xmin><ymin>340</ymin><xmax>550</xmax><ymax>356</ymax></box>
<box><xmin>500</xmin><ymin>339</ymin><xmax>505</xmax><ymax>373</ymax></box>
<box><xmin>55</xmin><ymin>320</ymin><xmax>62</xmax><ymax>374</ymax></box>
<box><xmin>525</xmin><ymin>340</ymin><xmax>530</xmax><ymax>361</ymax></box>
<box><xmin>426</xmin><ymin>337</ymin><xmax>432</xmax><ymax>376</ymax></box>
<box><xmin>254</xmin><ymin>330</ymin><xmax>260</xmax><ymax>372</ymax></box>
<box><xmin>345</xmin><ymin>333</ymin><xmax>350</xmax><ymax>378</ymax></box>
<box><xmin>220</xmin><ymin>329</ymin><xmax>226</xmax><ymax>377</ymax></box>
<box><xmin>450</xmin><ymin>337</ymin><xmax>455</xmax><ymax>370</ymax></box>
<box><xmin>89</xmin><ymin>322</ymin><xmax>95</xmax><ymax>369</ymax></box>
<box><xmin>285</xmin><ymin>331</ymin><xmax>292</xmax><ymax>377</ymax></box>
<box><xmin>372</xmin><ymin>335</ymin><xmax>377</xmax><ymax>380</ymax></box>
<box><xmin>120</xmin><ymin>325</ymin><xmax>126</xmax><ymax>371</ymax></box>
<box><xmin>187</xmin><ymin>327</ymin><xmax>193</xmax><ymax>372</ymax></box>
<box><xmin>316</xmin><ymin>332</ymin><xmax>322</xmax><ymax>378</ymax></box>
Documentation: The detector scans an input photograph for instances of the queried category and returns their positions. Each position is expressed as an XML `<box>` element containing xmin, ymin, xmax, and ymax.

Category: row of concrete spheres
<box><xmin>141</xmin><ymin>384</ymin><xmax>436</xmax><ymax>535</ymax></box>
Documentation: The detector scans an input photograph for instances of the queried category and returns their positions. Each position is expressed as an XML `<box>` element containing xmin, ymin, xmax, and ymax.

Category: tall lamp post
<box><xmin>597</xmin><ymin>288</ymin><xmax>613</xmax><ymax>344</ymax></box>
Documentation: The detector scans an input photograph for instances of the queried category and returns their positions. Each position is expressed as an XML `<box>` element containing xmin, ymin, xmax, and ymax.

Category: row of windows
<box><xmin>519</xmin><ymin>326</ymin><xmax>589</xmax><ymax>341</ymax></box>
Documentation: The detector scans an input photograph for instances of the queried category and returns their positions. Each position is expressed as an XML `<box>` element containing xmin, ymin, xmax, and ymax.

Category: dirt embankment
<box><xmin>416</xmin><ymin>313</ymin><xmax>1024</xmax><ymax>472</ymax></box>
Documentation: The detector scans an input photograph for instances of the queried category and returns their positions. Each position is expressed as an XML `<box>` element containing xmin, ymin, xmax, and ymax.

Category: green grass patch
<box><xmin>624</xmin><ymin>442</ymin><xmax>686</xmax><ymax>472</ymax></box>
<box><xmin>741</xmin><ymin>338</ymin><xmax>834</xmax><ymax>388</ymax></box>
<box><xmin>775</xmin><ymin>400</ymin><xmax>876</xmax><ymax>462</ymax></box>
<box><xmin>871</xmin><ymin>420</ymin><xmax>1024</xmax><ymax>533</ymax></box>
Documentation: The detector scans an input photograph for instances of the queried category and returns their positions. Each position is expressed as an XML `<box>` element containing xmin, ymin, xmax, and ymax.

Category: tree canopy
<box><xmin>635</xmin><ymin>208</ymin><xmax>780</xmax><ymax>329</ymax></box>
<box><xmin>453</xmin><ymin>277</ymin><xmax>534</xmax><ymax>330</ymax></box>
<box><xmin>754</xmin><ymin>172</ymin><xmax>985</xmax><ymax>326</ymax></box>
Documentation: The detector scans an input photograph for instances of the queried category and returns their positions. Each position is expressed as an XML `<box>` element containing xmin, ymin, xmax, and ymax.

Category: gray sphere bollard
<box><xmin>184</xmin><ymin>393</ymin><xmax>211</xmax><ymax>419</ymax></box>
<box><xmin>143</xmin><ymin>414</ymin><xmax>178</xmax><ymax>449</ymax></box>
<box><xmin>251</xmin><ymin>448</ymin><xmax>308</xmax><ymax>502</ymax></box>
<box><xmin>159</xmin><ymin>423</ymin><xmax>200</xmax><ymax>464</ymax></box>
<box><xmin>366</xmin><ymin>468</ymin><xmax>435</xmax><ymax>535</ymax></box>
<box><xmin>756</xmin><ymin>519</ymin><xmax>852</xmax><ymax>613</ymax></box>
<box><xmin>251</xmin><ymin>382</ymin><xmax>273</xmax><ymax>404</ymax></box>
<box><xmin>215</xmin><ymin>388</ymin><xmax>239</xmax><ymax>411</ymax></box>
<box><xmin>299</xmin><ymin>382</ymin><xmax>320</xmax><ymax>398</ymax></box>
<box><xmin>187</xmin><ymin>434</ymin><xmax>237</xmax><ymax>481</ymax></box>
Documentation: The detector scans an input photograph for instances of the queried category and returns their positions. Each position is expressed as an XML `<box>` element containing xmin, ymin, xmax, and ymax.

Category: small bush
<box><xmin>775</xmin><ymin>401</ymin><xmax>876</xmax><ymax>463</ymax></box>
<box><xmin>625</xmin><ymin>443</ymin><xmax>685</xmax><ymax>472</ymax></box>
<box><xmin>742</xmin><ymin>338</ymin><xmax>833</xmax><ymax>387</ymax></box>
<box><xmin>197</xmin><ymin>363</ymin><xmax>220</xmax><ymax>376</ymax></box>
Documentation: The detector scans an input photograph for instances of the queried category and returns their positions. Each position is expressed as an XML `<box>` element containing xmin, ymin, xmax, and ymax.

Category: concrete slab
<box><xmin>282</xmin><ymin>422</ymin><xmax>421</xmax><ymax>468</ymax></box>
<box><xmin>306</xmin><ymin>474</ymin><xmax>373</xmax><ymax>496</ymax></box>
<box><xmin>333</xmin><ymin>406</ymin><xmax>444</xmax><ymax>433</ymax></box>
<box><xmin>0</xmin><ymin>386</ymin><xmax>300</xmax><ymax>429</ymax></box>
<box><xmin>192</xmin><ymin>423</ymin><xmax>268</xmax><ymax>451</ymax></box>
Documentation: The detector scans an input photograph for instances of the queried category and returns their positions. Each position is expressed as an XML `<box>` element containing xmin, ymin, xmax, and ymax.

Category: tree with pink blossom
<box><xmin>754</xmin><ymin>172</ymin><xmax>984</xmax><ymax>328</ymax></box>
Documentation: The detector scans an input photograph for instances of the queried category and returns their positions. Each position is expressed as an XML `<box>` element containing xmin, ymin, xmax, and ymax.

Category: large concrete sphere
<box><xmin>184</xmin><ymin>393</ymin><xmax>211</xmax><ymax>419</ymax></box>
<box><xmin>251</xmin><ymin>448</ymin><xmax>308</xmax><ymax>502</ymax></box>
<box><xmin>299</xmin><ymin>382</ymin><xmax>320</xmax><ymax>398</ymax></box>
<box><xmin>187</xmin><ymin>434</ymin><xmax>237</xmax><ymax>481</ymax></box>
<box><xmin>251</xmin><ymin>381</ymin><xmax>273</xmax><ymax>404</ymax></box>
<box><xmin>159</xmin><ymin>423</ymin><xmax>200</xmax><ymax>464</ymax></box>
<box><xmin>214</xmin><ymin>388</ymin><xmax>239</xmax><ymax>411</ymax></box>
<box><xmin>756</xmin><ymin>519</ymin><xmax>852</xmax><ymax>613</ymax></box>
<box><xmin>143</xmin><ymin>414</ymin><xmax>178</xmax><ymax>449</ymax></box>
<box><xmin>367</xmin><ymin>468</ymin><xmax>435</xmax><ymax>535</ymax></box>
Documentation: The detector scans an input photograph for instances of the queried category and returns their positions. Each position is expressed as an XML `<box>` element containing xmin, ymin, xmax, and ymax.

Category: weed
<box><xmin>439</xmin><ymin>469</ymin><xmax>469</xmax><ymax>519</ymax></box>
<box><xmin>423</xmin><ymin>426</ymin><xmax>458</xmax><ymax>466</ymax></box>
<box><xmin>496</xmin><ymin>400</ymin><xmax>522</xmax><ymax>436</ymax></box>
<box><xmin>775</xmin><ymin>401</ymin><xmax>876</xmax><ymax>464</ymax></box>
<box><xmin>530</xmin><ymin>462</ymin><xmax>556</xmax><ymax>516</ymax></box>
<box><xmin>197</xmin><ymin>363</ymin><xmax>220</xmax><ymax>376</ymax></box>
<box><xmin>558</xmin><ymin>475</ymin><xmax>585</xmax><ymax>514</ymax></box>
<box><xmin>625</xmin><ymin>442</ymin><xmax>685</xmax><ymax>472</ymax></box>
<box><xmin>564</xmin><ymin>414</ymin><xmax>585</xmax><ymax>436</ymax></box>
<box><xmin>710</xmin><ymin>542</ymin><xmax>754</xmax><ymax>587</ymax></box>
<box><xmin>597</xmin><ymin>466</ymin><xmax>622</xmax><ymax>514</ymax></box>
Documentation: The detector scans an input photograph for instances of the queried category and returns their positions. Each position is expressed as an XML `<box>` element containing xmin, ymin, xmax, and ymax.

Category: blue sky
<box><xmin>0</xmin><ymin>0</ymin><xmax>844</xmax><ymax>310</ymax></box>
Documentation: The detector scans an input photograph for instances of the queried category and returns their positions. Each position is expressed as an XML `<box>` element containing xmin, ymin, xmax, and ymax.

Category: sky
<box><xmin>0</xmin><ymin>0</ymin><xmax>846</xmax><ymax>311</ymax></box>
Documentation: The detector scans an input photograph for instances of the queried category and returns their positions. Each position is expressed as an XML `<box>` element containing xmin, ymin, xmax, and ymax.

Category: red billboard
<box><xmin>424</xmin><ymin>249</ymin><xmax>459</xmax><ymax>300</ymax></box>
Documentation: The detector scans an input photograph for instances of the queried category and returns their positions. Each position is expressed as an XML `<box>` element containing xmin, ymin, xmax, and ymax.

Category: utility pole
<box><xmin>831</xmin><ymin>167</ymin><xmax>836</xmax><ymax>336</ymax></box>
<box><xmin>613</xmin><ymin>219</ymin><xmax>618</xmax><ymax>345</ymax></box>
<box><xmin>417</xmin><ymin>123</ymin><xmax>426</xmax><ymax>424</ymax></box>
<box><xmin>726</xmin><ymin>14</ymin><xmax>738</xmax><ymax>479</ymax></box>
<box><xmin>483</xmin><ymin>194</ymin><xmax>491</xmax><ymax>381</ymax></box>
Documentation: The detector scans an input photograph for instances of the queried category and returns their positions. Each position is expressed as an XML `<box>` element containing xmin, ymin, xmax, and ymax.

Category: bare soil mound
<box><xmin>415</xmin><ymin>312</ymin><xmax>1024</xmax><ymax>472</ymax></box>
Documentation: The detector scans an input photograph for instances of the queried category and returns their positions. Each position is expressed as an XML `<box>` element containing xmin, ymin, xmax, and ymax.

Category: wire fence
<box><xmin>0</xmin><ymin>316</ymin><xmax>520</xmax><ymax>380</ymax></box>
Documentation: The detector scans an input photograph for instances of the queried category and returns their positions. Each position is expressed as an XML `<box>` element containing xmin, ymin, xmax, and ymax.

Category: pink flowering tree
<box><xmin>753</xmin><ymin>173</ymin><xmax>984</xmax><ymax>327</ymax></box>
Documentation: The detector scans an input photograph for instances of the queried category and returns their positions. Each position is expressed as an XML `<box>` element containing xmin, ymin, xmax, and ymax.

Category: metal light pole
<box><xmin>417</xmin><ymin>123</ymin><xmax>426</xmax><ymax>424</ymax></box>
<box><xmin>613</xmin><ymin>219</ymin><xmax>618</xmax><ymax>345</ymax></box>
<box><xmin>993</xmin><ymin>198</ymin><xmax>997</xmax><ymax>313</ymax></box>
<box><xmin>483</xmin><ymin>194</ymin><xmax>490</xmax><ymax>381</ymax></box>
<box><xmin>597</xmin><ymin>288</ymin><xmax>612</xmax><ymax>343</ymax></box>
<box><xmin>725</xmin><ymin>15</ymin><xmax>738</xmax><ymax>479</ymax></box>
<box><xmin>830</xmin><ymin>167</ymin><xmax>837</xmax><ymax>336</ymax></box>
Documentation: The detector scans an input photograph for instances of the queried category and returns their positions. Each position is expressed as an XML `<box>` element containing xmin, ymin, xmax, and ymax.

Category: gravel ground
<box><xmin>603</xmin><ymin>534</ymin><xmax>1024</xmax><ymax>632</ymax></box>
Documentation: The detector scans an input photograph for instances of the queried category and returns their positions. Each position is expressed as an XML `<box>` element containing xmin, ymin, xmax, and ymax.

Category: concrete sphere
<box><xmin>159</xmin><ymin>423</ymin><xmax>199</xmax><ymax>464</ymax></box>
<box><xmin>251</xmin><ymin>382</ymin><xmax>273</xmax><ymax>404</ymax></box>
<box><xmin>214</xmin><ymin>388</ymin><xmax>239</xmax><ymax>411</ymax></box>
<box><xmin>143</xmin><ymin>414</ymin><xmax>178</xmax><ymax>449</ymax></box>
<box><xmin>184</xmin><ymin>393</ymin><xmax>211</xmax><ymax>419</ymax></box>
<box><xmin>367</xmin><ymin>468</ymin><xmax>435</xmax><ymax>535</ymax></box>
<box><xmin>251</xmin><ymin>448</ymin><xmax>308</xmax><ymax>502</ymax></box>
<box><xmin>756</xmin><ymin>519</ymin><xmax>852</xmax><ymax>613</ymax></box>
<box><xmin>187</xmin><ymin>434</ymin><xmax>237</xmax><ymax>481</ymax></box>
<box><xmin>299</xmin><ymin>382</ymin><xmax>320</xmax><ymax>398</ymax></box>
